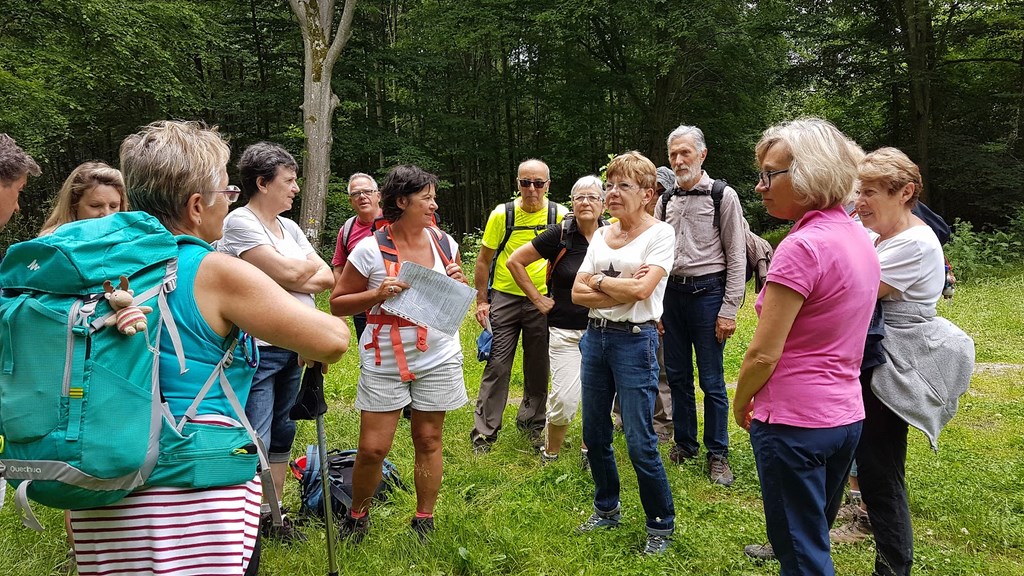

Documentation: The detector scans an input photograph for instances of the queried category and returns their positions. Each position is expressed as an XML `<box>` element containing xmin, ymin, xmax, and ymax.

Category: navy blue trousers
<box><xmin>751</xmin><ymin>419</ymin><xmax>862</xmax><ymax>576</ymax></box>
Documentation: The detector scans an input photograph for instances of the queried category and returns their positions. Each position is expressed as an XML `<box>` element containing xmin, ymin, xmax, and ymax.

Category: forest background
<box><xmin>1</xmin><ymin>0</ymin><xmax>1023</xmax><ymax>253</ymax></box>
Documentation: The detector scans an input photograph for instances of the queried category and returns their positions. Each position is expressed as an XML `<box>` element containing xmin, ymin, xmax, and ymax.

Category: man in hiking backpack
<box><xmin>657</xmin><ymin>125</ymin><xmax>745</xmax><ymax>486</ymax></box>
<box><xmin>0</xmin><ymin>133</ymin><xmax>41</xmax><ymax>229</ymax></box>
<box><xmin>471</xmin><ymin>159</ymin><xmax>569</xmax><ymax>453</ymax></box>
<box><xmin>332</xmin><ymin>172</ymin><xmax>382</xmax><ymax>339</ymax></box>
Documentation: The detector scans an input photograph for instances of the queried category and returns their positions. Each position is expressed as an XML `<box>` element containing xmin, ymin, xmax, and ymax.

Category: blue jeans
<box><xmin>244</xmin><ymin>346</ymin><xmax>302</xmax><ymax>463</ymax></box>
<box><xmin>750</xmin><ymin>419</ymin><xmax>862</xmax><ymax>576</ymax></box>
<box><xmin>581</xmin><ymin>324</ymin><xmax>674</xmax><ymax>535</ymax></box>
<box><xmin>662</xmin><ymin>277</ymin><xmax>730</xmax><ymax>456</ymax></box>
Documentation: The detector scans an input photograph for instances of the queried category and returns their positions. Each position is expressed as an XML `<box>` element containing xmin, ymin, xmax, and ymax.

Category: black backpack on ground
<box><xmin>293</xmin><ymin>447</ymin><xmax>404</xmax><ymax>519</ymax></box>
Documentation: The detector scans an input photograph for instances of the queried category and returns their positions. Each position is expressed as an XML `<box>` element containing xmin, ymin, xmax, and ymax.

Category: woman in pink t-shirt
<box><xmin>734</xmin><ymin>118</ymin><xmax>880</xmax><ymax>576</ymax></box>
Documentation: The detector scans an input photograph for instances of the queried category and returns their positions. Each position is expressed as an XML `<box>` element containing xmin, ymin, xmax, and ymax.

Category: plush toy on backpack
<box><xmin>104</xmin><ymin>275</ymin><xmax>152</xmax><ymax>336</ymax></box>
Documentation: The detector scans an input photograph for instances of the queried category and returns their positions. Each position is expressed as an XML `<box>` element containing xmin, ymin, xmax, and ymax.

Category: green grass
<box><xmin>3</xmin><ymin>272</ymin><xmax>1023</xmax><ymax>575</ymax></box>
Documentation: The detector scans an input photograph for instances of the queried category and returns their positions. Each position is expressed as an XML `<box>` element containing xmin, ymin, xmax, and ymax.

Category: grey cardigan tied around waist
<box><xmin>871</xmin><ymin>300</ymin><xmax>975</xmax><ymax>452</ymax></box>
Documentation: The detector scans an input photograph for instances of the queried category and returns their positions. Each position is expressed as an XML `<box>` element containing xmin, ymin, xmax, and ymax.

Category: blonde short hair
<box><xmin>606</xmin><ymin>151</ymin><xmax>657</xmax><ymax>190</ymax></box>
<box><xmin>120</xmin><ymin>120</ymin><xmax>230</xmax><ymax>229</ymax></box>
<box><xmin>40</xmin><ymin>162</ymin><xmax>127</xmax><ymax>235</ymax></box>
<box><xmin>755</xmin><ymin>118</ymin><xmax>860</xmax><ymax>210</ymax></box>
<box><xmin>858</xmin><ymin>147</ymin><xmax>922</xmax><ymax>208</ymax></box>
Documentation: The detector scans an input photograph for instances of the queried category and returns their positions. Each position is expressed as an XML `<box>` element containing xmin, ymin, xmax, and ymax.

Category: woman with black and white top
<box><xmin>218</xmin><ymin>142</ymin><xmax>334</xmax><ymax>542</ymax></box>
<box><xmin>572</xmin><ymin>152</ymin><xmax>677</xmax><ymax>556</ymax></box>
<box><xmin>507</xmin><ymin>175</ymin><xmax>606</xmax><ymax>464</ymax></box>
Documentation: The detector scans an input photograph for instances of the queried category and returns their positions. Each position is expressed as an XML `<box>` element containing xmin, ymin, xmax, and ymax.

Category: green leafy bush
<box><xmin>760</xmin><ymin>224</ymin><xmax>791</xmax><ymax>249</ymax></box>
<box><xmin>945</xmin><ymin>211</ymin><xmax>1024</xmax><ymax>281</ymax></box>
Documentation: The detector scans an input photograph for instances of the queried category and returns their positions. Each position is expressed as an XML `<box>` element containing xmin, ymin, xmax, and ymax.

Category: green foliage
<box><xmin>1</xmin><ymin>0</ymin><xmax>1022</xmax><ymax>252</ymax></box>
<box><xmin>945</xmin><ymin>216</ymin><xmax>1024</xmax><ymax>282</ymax></box>
<box><xmin>760</xmin><ymin>224</ymin><xmax>792</xmax><ymax>249</ymax></box>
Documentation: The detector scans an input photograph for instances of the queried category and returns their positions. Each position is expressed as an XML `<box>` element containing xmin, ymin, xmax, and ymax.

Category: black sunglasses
<box><xmin>518</xmin><ymin>179</ymin><xmax>549</xmax><ymax>189</ymax></box>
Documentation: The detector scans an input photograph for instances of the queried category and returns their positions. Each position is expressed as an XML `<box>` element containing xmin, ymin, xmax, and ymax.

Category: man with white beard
<box><xmin>655</xmin><ymin>125</ymin><xmax>745</xmax><ymax>486</ymax></box>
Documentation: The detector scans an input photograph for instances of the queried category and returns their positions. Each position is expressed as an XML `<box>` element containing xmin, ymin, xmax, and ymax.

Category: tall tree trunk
<box><xmin>902</xmin><ymin>0</ymin><xmax>933</xmax><ymax>203</ymax></box>
<box><xmin>289</xmin><ymin>0</ymin><xmax>358</xmax><ymax>248</ymax></box>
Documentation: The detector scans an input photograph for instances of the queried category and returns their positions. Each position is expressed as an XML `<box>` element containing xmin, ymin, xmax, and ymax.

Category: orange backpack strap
<box><xmin>363</xmin><ymin>224</ymin><xmax>437</xmax><ymax>382</ymax></box>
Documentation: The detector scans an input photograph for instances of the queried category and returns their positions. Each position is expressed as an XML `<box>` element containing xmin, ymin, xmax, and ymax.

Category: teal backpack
<box><xmin>0</xmin><ymin>212</ymin><xmax>276</xmax><ymax>530</ymax></box>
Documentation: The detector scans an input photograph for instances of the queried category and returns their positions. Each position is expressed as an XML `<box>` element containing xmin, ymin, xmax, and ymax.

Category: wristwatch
<box><xmin>593</xmin><ymin>274</ymin><xmax>605</xmax><ymax>292</ymax></box>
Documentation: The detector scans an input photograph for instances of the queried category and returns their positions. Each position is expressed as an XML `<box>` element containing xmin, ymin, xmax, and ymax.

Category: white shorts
<box><xmin>546</xmin><ymin>327</ymin><xmax>584</xmax><ymax>426</ymax></box>
<box><xmin>356</xmin><ymin>358</ymin><xmax>468</xmax><ymax>413</ymax></box>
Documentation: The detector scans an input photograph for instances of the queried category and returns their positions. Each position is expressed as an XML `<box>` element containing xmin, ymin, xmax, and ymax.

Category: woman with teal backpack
<box><xmin>66</xmin><ymin>121</ymin><xmax>350</xmax><ymax>576</ymax></box>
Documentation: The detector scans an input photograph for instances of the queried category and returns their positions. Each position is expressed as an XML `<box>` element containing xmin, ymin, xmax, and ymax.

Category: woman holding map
<box><xmin>330</xmin><ymin>164</ymin><xmax>467</xmax><ymax>542</ymax></box>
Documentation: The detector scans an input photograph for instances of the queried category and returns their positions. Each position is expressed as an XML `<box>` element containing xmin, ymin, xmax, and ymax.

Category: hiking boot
<box><xmin>540</xmin><ymin>450</ymin><xmax>559</xmax><ymax>465</ymax></box>
<box><xmin>743</xmin><ymin>543</ymin><xmax>776</xmax><ymax>562</ymax></box>
<box><xmin>578</xmin><ymin>508</ymin><xmax>621</xmax><ymax>532</ymax></box>
<box><xmin>835</xmin><ymin>501</ymin><xmax>866</xmax><ymax>523</ymax></box>
<box><xmin>642</xmin><ymin>534</ymin><xmax>672</xmax><ymax>555</ymax></box>
<box><xmin>338</xmin><ymin>513</ymin><xmax>370</xmax><ymax>544</ymax></box>
<box><xmin>260</xmin><ymin>510</ymin><xmax>308</xmax><ymax>543</ymax></box>
<box><xmin>708</xmin><ymin>454</ymin><xmax>734</xmax><ymax>486</ymax></box>
<box><xmin>410</xmin><ymin>516</ymin><xmax>435</xmax><ymax>541</ymax></box>
<box><xmin>830</xmin><ymin>511</ymin><xmax>873</xmax><ymax>544</ymax></box>
<box><xmin>668</xmin><ymin>444</ymin><xmax>698</xmax><ymax>464</ymax></box>
<box><xmin>471</xmin><ymin>435</ymin><xmax>493</xmax><ymax>455</ymax></box>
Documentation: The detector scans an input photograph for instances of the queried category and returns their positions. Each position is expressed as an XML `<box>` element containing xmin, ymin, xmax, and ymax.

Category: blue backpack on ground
<box><xmin>0</xmin><ymin>213</ymin><xmax>273</xmax><ymax>530</ymax></box>
<box><xmin>295</xmin><ymin>446</ymin><xmax>403</xmax><ymax>519</ymax></box>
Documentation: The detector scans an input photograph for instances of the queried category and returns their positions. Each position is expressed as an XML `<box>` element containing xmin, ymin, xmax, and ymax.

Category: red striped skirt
<box><xmin>70</xmin><ymin>416</ymin><xmax>261</xmax><ymax>576</ymax></box>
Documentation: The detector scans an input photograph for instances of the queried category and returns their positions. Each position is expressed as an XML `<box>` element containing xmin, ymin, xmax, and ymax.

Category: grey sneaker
<box><xmin>578</xmin><ymin>508</ymin><xmax>621</xmax><ymax>532</ymax></box>
<box><xmin>338</xmin><ymin>513</ymin><xmax>370</xmax><ymax>544</ymax></box>
<box><xmin>580</xmin><ymin>450</ymin><xmax>590</xmax><ymax>472</ymax></box>
<box><xmin>830</xmin><ymin>511</ymin><xmax>873</xmax><ymax>544</ymax></box>
<box><xmin>643</xmin><ymin>534</ymin><xmax>672</xmax><ymax>555</ymax></box>
<box><xmin>743</xmin><ymin>543</ymin><xmax>776</xmax><ymax>562</ymax></box>
<box><xmin>540</xmin><ymin>450</ymin><xmax>559</xmax><ymax>465</ymax></box>
<box><xmin>668</xmin><ymin>444</ymin><xmax>698</xmax><ymax>464</ymax></box>
<box><xmin>708</xmin><ymin>454</ymin><xmax>734</xmax><ymax>486</ymax></box>
<box><xmin>471</xmin><ymin>435</ymin><xmax>493</xmax><ymax>455</ymax></box>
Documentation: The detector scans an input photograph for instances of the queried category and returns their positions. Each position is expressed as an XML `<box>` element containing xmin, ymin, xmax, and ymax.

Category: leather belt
<box><xmin>668</xmin><ymin>271</ymin><xmax>726</xmax><ymax>285</ymax></box>
<box><xmin>588</xmin><ymin>318</ymin><xmax>657</xmax><ymax>334</ymax></box>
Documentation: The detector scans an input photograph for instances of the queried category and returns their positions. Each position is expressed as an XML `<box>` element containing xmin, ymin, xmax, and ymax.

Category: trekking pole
<box><xmin>316</xmin><ymin>412</ymin><xmax>339</xmax><ymax>576</ymax></box>
<box><xmin>290</xmin><ymin>361</ymin><xmax>337</xmax><ymax>576</ymax></box>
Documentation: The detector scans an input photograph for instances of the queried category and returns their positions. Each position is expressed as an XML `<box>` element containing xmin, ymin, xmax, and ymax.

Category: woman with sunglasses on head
<box><xmin>734</xmin><ymin>118</ymin><xmax>879</xmax><ymax>575</ymax></box>
<box><xmin>572</xmin><ymin>152</ymin><xmax>676</xmax><ymax>556</ymax></box>
<box><xmin>39</xmin><ymin>161</ymin><xmax>128</xmax><ymax>235</ymax></box>
<box><xmin>68</xmin><ymin>121</ymin><xmax>348</xmax><ymax>576</ymax></box>
<box><xmin>331</xmin><ymin>164</ymin><xmax>468</xmax><ymax>542</ymax></box>
<box><xmin>507</xmin><ymin>175</ymin><xmax>607</xmax><ymax>465</ymax></box>
<box><xmin>217</xmin><ymin>142</ymin><xmax>334</xmax><ymax>543</ymax></box>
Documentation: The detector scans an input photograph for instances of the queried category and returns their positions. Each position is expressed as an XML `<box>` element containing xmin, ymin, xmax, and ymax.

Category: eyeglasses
<box><xmin>758</xmin><ymin>169</ymin><xmax>789</xmax><ymax>190</ymax></box>
<box><xmin>603</xmin><ymin>182</ymin><xmax>641</xmax><ymax>194</ymax></box>
<box><xmin>349</xmin><ymin>188</ymin><xmax>377</xmax><ymax>198</ymax></box>
<box><xmin>214</xmin><ymin>185</ymin><xmax>241</xmax><ymax>204</ymax></box>
<box><xmin>518</xmin><ymin>179</ymin><xmax>549</xmax><ymax>189</ymax></box>
<box><xmin>572</xmin><ymin>195</ymin><xmax>603</xmax><ymax>204</ymax></box>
